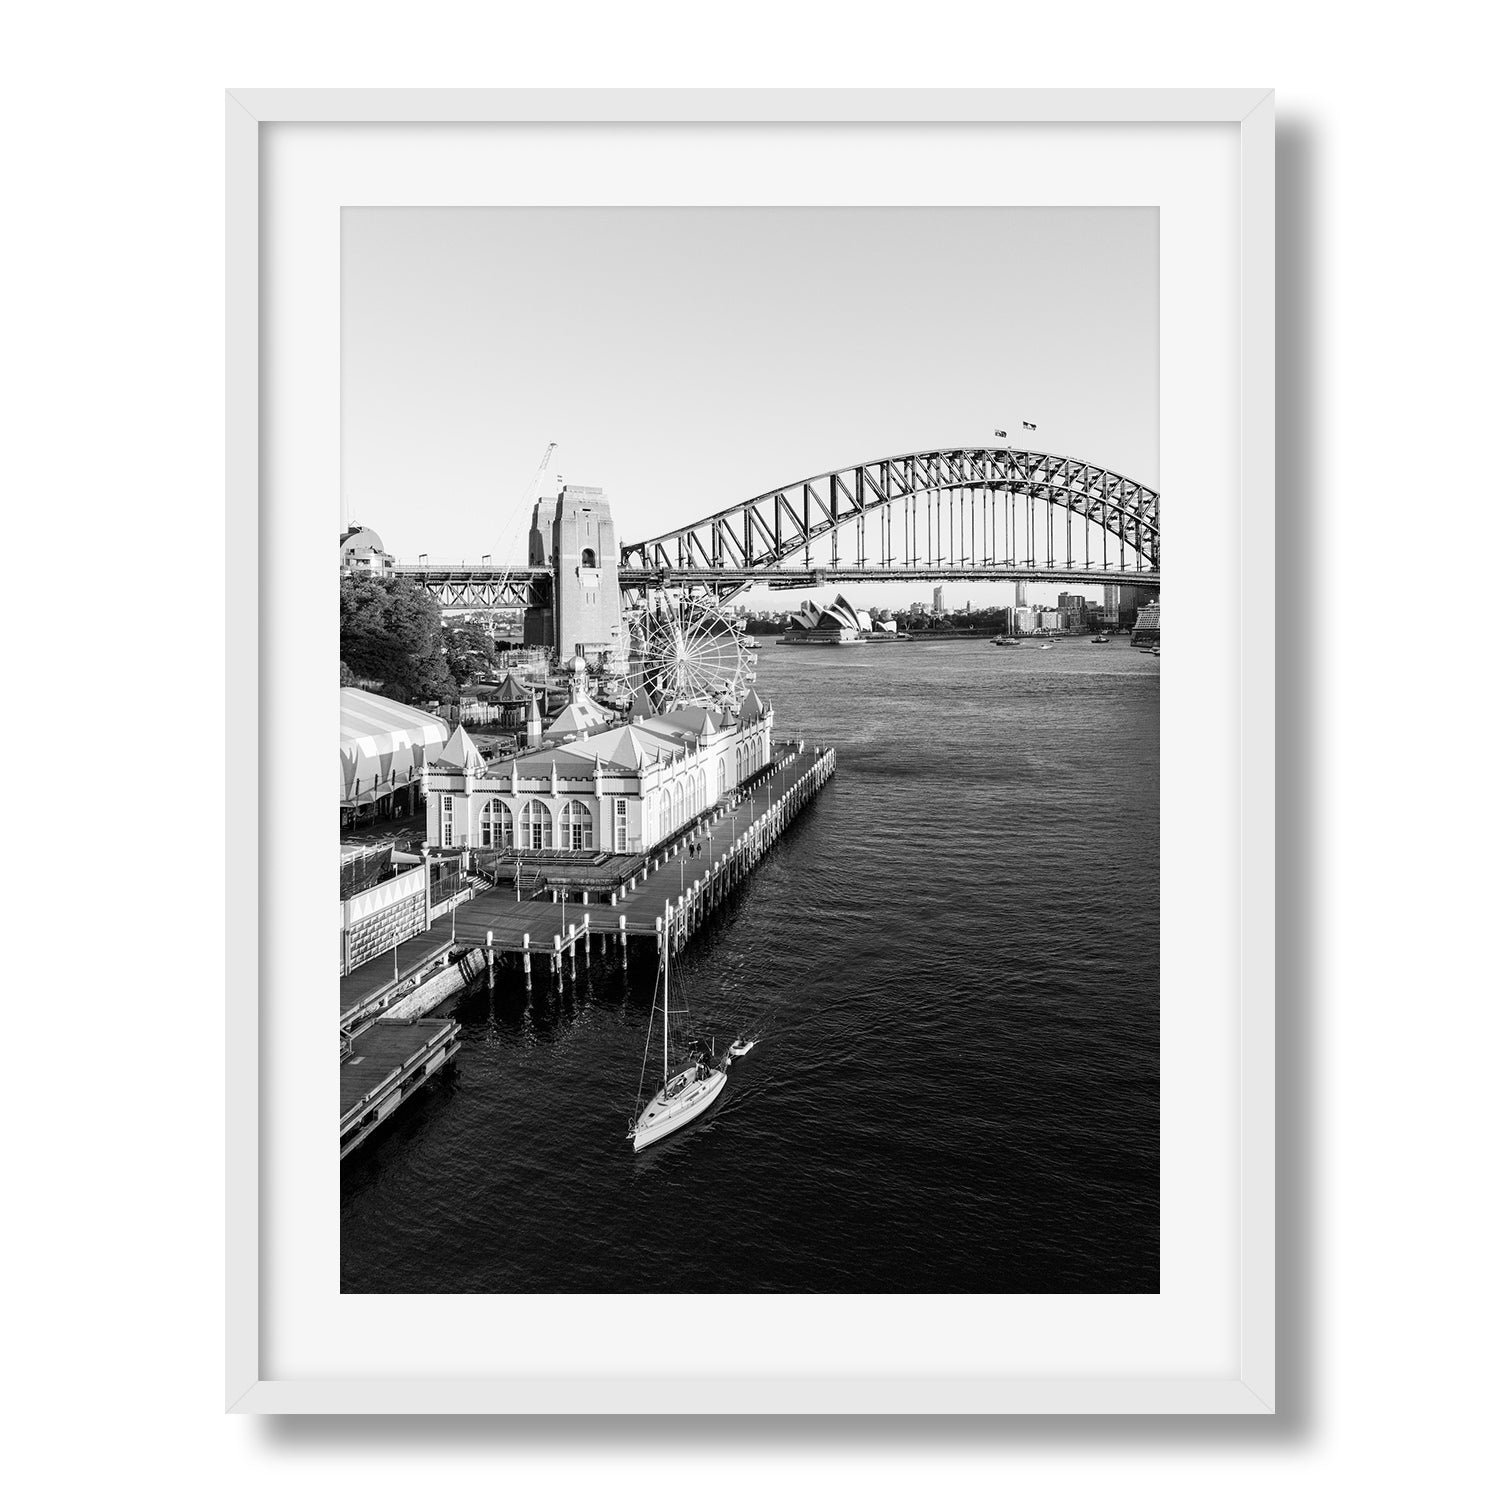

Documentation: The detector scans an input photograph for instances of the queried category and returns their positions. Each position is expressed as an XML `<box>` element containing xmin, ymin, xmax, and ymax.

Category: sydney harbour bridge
<box><xmin>396</xmin><ymin>445</ymin><xmax>1159</xmax><ymax>607</ymax></box>
<box><xmin>382</xmin><ymin>445</ymin><xmax>1159</xmax><ymax>707</ymax></box>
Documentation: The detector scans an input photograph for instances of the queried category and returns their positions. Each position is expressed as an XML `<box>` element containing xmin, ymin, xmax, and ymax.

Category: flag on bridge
<box><xmin>994</xmin><ymin>429</ymin><xmax>1007</xmax><ymax>439</ymax></box>
<box><xmin>1022</xmin><ymin>420</ymin><xmax>1037</xmax><ymax>431</ymax></box>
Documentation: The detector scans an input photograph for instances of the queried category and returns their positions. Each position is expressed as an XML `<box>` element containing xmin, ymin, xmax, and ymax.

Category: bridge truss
<box><xmin>619</xmin><ymin>447</ymin><xmax>1159</xmax><ymax>597</ymax></box>
<box><xmin>391</xmin><ymin>563</ymin><xmax>551</xmax><ymax>611</ymax></box>
<box><xmin>393</xmin><ymin>447</ymin><xmax>1160</xmax><ymax>617</ymax></box>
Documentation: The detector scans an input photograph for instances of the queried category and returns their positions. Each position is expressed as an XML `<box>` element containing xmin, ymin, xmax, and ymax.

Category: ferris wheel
<box><xmin>634</xmin><ymin>595</ymin><xmax>758</xmax><ymax>711</ymax></box>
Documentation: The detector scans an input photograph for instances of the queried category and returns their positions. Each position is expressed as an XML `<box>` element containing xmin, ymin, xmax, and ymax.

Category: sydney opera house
<box><xmin>780</xmin><ymin>594</ymin><xmax>893</xmax><ymax>645</ymax></box>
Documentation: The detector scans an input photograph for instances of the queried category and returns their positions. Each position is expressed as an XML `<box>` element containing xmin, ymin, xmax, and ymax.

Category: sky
<box><xmin>342</xmin><ymin>207</ymin><xmax>1157</xmax><ymax>610</ymax></box>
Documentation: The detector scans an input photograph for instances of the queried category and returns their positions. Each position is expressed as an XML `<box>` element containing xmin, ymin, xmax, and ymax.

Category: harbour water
<box><xmin>341</xmin><ymin>638</ymin><xmax>1159</xmax><ymax>1294</ymax></box>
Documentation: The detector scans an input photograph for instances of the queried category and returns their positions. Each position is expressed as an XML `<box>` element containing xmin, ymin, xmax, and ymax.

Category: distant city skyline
<box><xmin>343</xmin><ymin>206</ymin><xmax>1158</xmax><ymax>611</ymax></box>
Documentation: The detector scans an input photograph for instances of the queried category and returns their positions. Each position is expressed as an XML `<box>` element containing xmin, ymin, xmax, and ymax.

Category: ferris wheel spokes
<box><xmin>635</xmin><ymin>593</ymin><xmax>756</xmax><ymax>712</ymax></box>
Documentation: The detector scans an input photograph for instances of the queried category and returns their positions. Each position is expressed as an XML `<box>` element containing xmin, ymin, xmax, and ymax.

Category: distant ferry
<box><xmin>1091</xmin><ymin>634</ymin><xmax>1110</xmax><ymax>643</ymax></box>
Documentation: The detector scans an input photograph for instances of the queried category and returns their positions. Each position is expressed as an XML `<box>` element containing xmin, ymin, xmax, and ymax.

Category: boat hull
<box><xmin>631</xmin><ymin>1065</ymin><xmax>727</xmax><ymax>1151</ymax></box>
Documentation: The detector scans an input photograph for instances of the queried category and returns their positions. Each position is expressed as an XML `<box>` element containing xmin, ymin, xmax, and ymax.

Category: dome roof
<box><xmin>340</xmin><ymin>525</ymin><xmax>386</xmax><ymax>554</ymax></box>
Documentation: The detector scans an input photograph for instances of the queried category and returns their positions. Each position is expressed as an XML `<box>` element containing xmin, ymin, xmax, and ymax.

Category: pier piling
<box><xmin>437</xmin><ymin>745</ymin><xmax>835</xmax><ymax>977</ymax></box>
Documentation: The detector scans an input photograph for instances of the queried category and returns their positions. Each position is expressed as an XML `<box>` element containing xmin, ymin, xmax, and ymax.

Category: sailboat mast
<box><xmin>663</xmin><ymin>933</ymin><xmax>671</xmax><ymax>1085</ymax></box>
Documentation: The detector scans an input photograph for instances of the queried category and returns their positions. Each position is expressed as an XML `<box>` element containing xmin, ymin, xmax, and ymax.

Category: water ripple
<box><xmin>342</xmin><ymin>639</ymin><xmax>1159</xmax><ymax>1293</ymax></box>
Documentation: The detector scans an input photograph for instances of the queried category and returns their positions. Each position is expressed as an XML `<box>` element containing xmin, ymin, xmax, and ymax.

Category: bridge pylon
<box><xmin>524</xmin><ymin>485</ymin><xmax>628</xmax><ymax>669</ymax></box>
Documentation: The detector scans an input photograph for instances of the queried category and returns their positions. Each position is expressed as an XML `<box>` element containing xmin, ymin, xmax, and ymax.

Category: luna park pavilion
<box><xmin>423</xmin><ymin>688</ymin><xmax>775</xmax><ymax>858</ymax></box>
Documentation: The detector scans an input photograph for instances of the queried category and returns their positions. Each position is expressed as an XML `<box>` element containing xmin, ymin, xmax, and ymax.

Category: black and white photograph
<box><xmin>10</xmin><ymin>13</ymin><xmax>1500</xmax><ymax>1492</ymax></box>
<box><xmin>336</xmin><ymin>206</ymin><xmax>1161</xmax><ymax>1295</ymax></box>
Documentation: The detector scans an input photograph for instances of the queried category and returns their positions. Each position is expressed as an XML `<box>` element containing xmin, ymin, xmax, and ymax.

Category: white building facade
<box><xmin>424</xmin><ymin>693</ymin><xmax>774</xmax><ymax>857</ymax></box>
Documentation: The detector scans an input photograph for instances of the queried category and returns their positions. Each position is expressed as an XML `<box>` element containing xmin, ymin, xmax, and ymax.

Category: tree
<box><xmin>442</xmin><ymin>619</ymin><xmax>500</xmax><ymax>691</ymax></box>
<box><xmin>339</xmin><ymin>574</ymin><xmax>457</xmax><ymax>702</ymax></box>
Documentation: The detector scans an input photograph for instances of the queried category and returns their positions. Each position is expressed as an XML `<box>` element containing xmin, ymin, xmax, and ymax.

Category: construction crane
<box><xmin>488</xmin><ymin>441</ymin><xmax>557</xmax><ymax>574</ymax></box>
<box><xmin>525</xmin><ymin>442</ymin><xmax>558</xmax><ymax>508</ymax></box>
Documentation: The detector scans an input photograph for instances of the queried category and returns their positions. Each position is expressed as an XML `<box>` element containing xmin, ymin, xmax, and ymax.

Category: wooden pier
<box><xmin>340</xmin><ymin>1015</ymin><xmax>461</xmax><ymax>1159</ymax></box>
<box><xmin>449</xmin><ymin>742</ymin><xmax>837</xmax><ymax>980</ymax></box>
<box><xmin>339</xmin><ymin>927</ymin><xmax>455</xmax><ymax>1024</ymax></box>
<box><xmin>337</xmin><ymin>740</ymin><xmax>835</xmax><ymax>1156</ymax></box>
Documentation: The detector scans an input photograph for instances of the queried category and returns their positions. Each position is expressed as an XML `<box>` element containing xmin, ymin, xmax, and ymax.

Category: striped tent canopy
<box><xmin>493</xmin><ymin>670</ymin><xmax>534</xmax><ymax>704</ymax></box>
<box><xmin>339</xmin><ymin>688</ymin><xmax>449</xmax><ymax>803</ymax></box>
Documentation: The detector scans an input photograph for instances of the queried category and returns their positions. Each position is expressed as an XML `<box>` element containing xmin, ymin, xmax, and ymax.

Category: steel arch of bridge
<box><xmin>619</xmin><ymin>447</ymin><xmax>1160</xmax><ymax>584</ymax></box>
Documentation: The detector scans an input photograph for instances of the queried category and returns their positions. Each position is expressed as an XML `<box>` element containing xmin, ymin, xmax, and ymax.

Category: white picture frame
<box><xmin>227</xmin><ymin>88</ymin><xmax>1274</xmax><ymax>1415</ymax></box>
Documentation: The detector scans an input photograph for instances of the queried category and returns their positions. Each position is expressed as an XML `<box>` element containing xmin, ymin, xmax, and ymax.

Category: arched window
<box><xmin>673</xmin><ymin>780</ymin><xmax>684</xmax><ymax>830</ymax></box>
<box><xmin>479</xmin><ymin>799</ymin><xmax>513</xmax><ymax>849</ymax></box>
<box><xmin>717</xmin><ymin>760</ymin><xmax>727</xmax><ymax>800</ymax></box>
<box><xmin>696</xmin><ymin>770</ymin><xmax>706</xmax><ymax>815</ymax></box>
<box><xmin>580</xmin><ymin>547</ymin><xmax>596</xmax><ymax>568</ymax></box>
<box><xmin>560</xmin><ymin>800</ymin><xmax>594</xmax><ymax>851</ymax></box>
<box><xmin>521</xmin><ymin>799</ymin><xmax>552</xmax><ymax>851</ymax></box>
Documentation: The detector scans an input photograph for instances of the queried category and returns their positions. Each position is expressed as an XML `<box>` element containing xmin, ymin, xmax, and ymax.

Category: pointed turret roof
<box><xmin>433</xmin><ymin>722</ymin><xmax>486</xmax><ymax>773</ymax></box>
<box><xmin>628</xmin><ymin>684</ymin><xmax>659</xmax><ymax>721</ymax></box>
<box><xmin>740</xmin><ymin>687</ymin><xmax>768</xmax><ymax>720</ymax></box>
<box><xmin>544</xmin><ymin>695</ymin><xmax>611</xmax><ymax>741</ymax></box>
<box><xmin>648</xmin><ymin>704</ymin><xmax>717</xmax><ymax>738</ymax></box>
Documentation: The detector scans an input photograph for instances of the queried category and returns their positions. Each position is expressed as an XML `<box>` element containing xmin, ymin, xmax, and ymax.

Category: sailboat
<box><xmin>628</xmin><ymin>936</ymin><xmax>727</xmax><ymax>1152</ymax></box>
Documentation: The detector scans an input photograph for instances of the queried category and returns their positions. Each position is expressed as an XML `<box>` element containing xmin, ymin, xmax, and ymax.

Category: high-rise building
<box><xmin>933</xmin><ymin>586</ymin><xmax>946</xmax><ymax>614</ymax></box>
<box><xmin>1104</xmin><ymin>583</ymin><xmax>1145</xmax><ymax>631</ymax></box>
<box><xmin>1015</xmin><ymin>581</ymin><xmax>1028</xmax><ymax>609</ymax></box>
<box><xmin>1053</xmin><ymin>592</ymin><xmax>1088</xmax><ymax>633</ymax></box>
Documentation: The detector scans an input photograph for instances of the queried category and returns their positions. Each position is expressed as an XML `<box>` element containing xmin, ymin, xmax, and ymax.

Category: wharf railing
<box><xmin>465</xmin><ymin>744</ymin><xmax>838</xmax><ymax>987</ymax></box>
